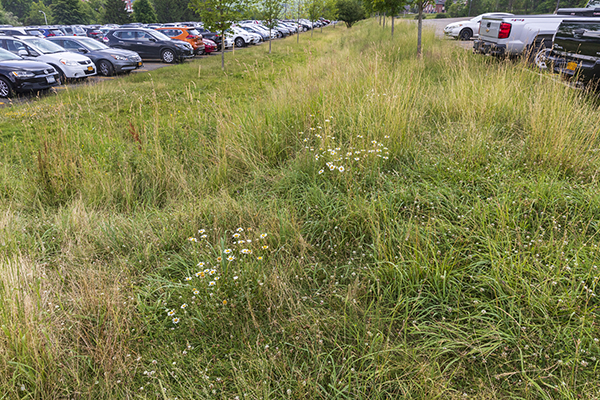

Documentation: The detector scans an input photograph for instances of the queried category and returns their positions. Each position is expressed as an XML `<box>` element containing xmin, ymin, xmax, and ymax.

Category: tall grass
<box><xmin>1</xmin><ymin>19</ymin><xmax>599</xmax><ymax>398</ymax></box>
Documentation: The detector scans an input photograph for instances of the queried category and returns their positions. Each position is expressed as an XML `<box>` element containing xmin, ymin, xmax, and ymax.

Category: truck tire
<box><xmin>459</xmin><ymin>29</ymin><xmax>472</xmax><ymax>41</ymax></box>
<box><xmin>526</xmin><ymin>36</ymin><xmax>553</xmax><ymax>64</ymax></box>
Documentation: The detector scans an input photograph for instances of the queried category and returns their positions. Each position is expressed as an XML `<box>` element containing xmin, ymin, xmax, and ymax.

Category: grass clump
<box><xmin>1</xmin><ymin>19</ymin><xmax>600</xmax><ymax>399</ymax></box>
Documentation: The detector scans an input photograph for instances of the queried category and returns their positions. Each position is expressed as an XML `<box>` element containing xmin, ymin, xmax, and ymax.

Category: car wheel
<box><xmin>459</xmin><ymin>29</ymin><xmax>472</xmax><ymax>41</ymax></box>
<box><xmin>50</xmin><ymin>65</ymin><xmax>66</xmax><ymax>85</ymax></box>
<box><xmin>98</xmin><ymin>60</ymin><xmax>114</xmax><ymax>77</ymax></box>
<box><xmin>161</xmin><ymin>49</ymin><xmax>176</xmax><ymax>63</ymax></box>
<box><xmin>235</xmin><ymin>37</ymin><xmax>245</xmax><ymax>48</ymax></box>
<box><xmin>0</xmin><ymin>77</ymin><xmax>13</xmax><ymax>98</ymax></box>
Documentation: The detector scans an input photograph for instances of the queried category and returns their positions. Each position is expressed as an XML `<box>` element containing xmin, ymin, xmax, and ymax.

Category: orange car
<box><xmin>154</xmin><ymin>27</ymin><xmax>205</xmax><ymax>55</ymax></box>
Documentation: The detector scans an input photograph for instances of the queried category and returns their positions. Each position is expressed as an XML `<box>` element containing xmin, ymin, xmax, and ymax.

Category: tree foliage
<box><xmin>24</xmin><ymin>0</ymin><xmax>52</xmax><ymax>24</ymax></box>
<box><xmin>335</xmin><ymin>0</ymin><xmax>365</xmax><ymax>27</ymax></box>
<box><xmin>190</xmin><ymin>0</ymin><xmax>246</xmax><ymax>69</ymax></box>
<box><xmin>152</xmin><ymin>0</ymin><xmax>195</xmax><ymax>23</ymax></box>
<box><xmin>261</xmin><ymin>0</ymin><xmax>284</xmax><ymax>53</ymax></box>
<box><xmin>52</xmin><ymin>0</ymin><xmax>86</xmax><ymax>24</ymax></box>
<box><xmin>1</xmin><ymin>0</ymin><xmax>30</xmax><ymax>20</ymax></box>
<box><xmin>0</xmin><ymin>5</ymin><xmax>19</xmax><ymax>25</ymax></box>
<box><xmin>104</xmin><ymin>0</ymin><xmax>130</xmax><ymax>24</ymax></box>
<box><xmin>133</xmin><ymin>0</ymin><xmax>158</xmax><ymax>22</ymax></box>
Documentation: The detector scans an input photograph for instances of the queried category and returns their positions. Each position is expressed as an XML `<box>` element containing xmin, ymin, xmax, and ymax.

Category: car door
<box><xmin>113</xmin><ymin>30</ymin><xmax>136</xmax><ymax>52</ymax></box>
<box><xmin>135</xmin><ymin>30</ymin><xmax>161</xmax><ymax>58</ymax></box>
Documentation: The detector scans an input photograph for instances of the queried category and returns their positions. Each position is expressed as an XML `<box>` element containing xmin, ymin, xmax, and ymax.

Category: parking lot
<box><xmin>0</xmin><ymin>54</ymin><xmax>217</xmax><ymax>108</ymax></box>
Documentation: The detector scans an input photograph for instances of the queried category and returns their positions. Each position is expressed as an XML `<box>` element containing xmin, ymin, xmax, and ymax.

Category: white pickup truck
<box><xmin>473</xmin><ymin>1</ymin><xmax>600</xmax><ymax>59</ymax></box>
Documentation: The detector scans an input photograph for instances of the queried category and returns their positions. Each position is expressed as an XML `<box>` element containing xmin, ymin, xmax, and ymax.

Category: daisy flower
<box><xmin>181</xmin><ymin>304</ymin><xmax>188</xmax><ymax>309</ymax></box>
<box><xmin>260</xmin><ymin>233</ymin><xmax>268</xmax><ymax>239</ymax></box>
<box><xmin>167</xmin><ymin>309</ymin><xmax>175</xmax><ymax>316</ymax></box>
<box><xmin>209</xmin><ymin>281</ymin><xmax>216</xmax><ymax>287</ymax></box>
<box><xmin>224</xmin><ymin>249</ymin><xmax>232</xmax><ymax>255</ymax></box>
<box><xmin>172</xmin><ymin>317</ymin><xmax>180</xmax><ymax>324</ymax></box>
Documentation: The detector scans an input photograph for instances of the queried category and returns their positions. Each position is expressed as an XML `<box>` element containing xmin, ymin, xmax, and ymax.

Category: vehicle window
<box><xmin>188</xmin><ymin>29</ymin><xmax>200</xmax><ymax>36</ymax></box>
<box><xmin>117</xmin><ymin>31</ymin><xmax>135</xmax><ymax>40</ymax></box>
<box><xmin>173</xmin><ymin>29</ymin><xmax>183</xmax><ymax>36</ymax></box>
<box><xmin>62</xmin><ymin>39</ymin><xmax>80</xmax><ymax>50</ymax></box>
<box><xmin>136</xmin><ymin>31</ymin><xmax>154</xmax><ymax>40</ymax></box>
<box><xmin>5</xmin><ymin>39</ymin><xmax>26</xmax><ymax>53</ymax></box>
<box><xmin>150</xmin><ymin>30</ymin><xmax>171</xmax><ymax>41</ymax></box>
<box><xmin>22</xmin><ymin>39</ymin><xmax>65</xmax><ymax>54</ymax></box>
<box><xmin>79</xmin><ymin>38</ymin><xmax>108</xmax><ymax>50</ymax></box>
<box><xmin>0</xmin><ymin>47</ymin><xmax>20</xmax><ymax>60</ymax></box>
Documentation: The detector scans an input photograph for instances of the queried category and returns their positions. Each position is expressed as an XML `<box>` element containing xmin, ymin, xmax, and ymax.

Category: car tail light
<box><xmin>102</xmin><ymin>36</ymin><xmax>109</xmax><ymax>43</ymax></box>
<box><xmin>498</xmin><ymin>22</ymin><xmax>511</xmax><ymax>39</ymax></box>
<box><xmin>186</xmin><ymin>35</ymin><xmax>195</xmax><ymax>39</ymax></box>
<box><xmin>49</xmin><ymin>33</ymin><xmax>55</xmax><ymax>36</ymax></box>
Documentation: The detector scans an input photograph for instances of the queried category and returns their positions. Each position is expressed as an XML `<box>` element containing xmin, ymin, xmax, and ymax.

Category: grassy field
<box><xmin>1</xmin><ymin>19</ymin><xmax>599</xmax><ymax>399</ymax></box>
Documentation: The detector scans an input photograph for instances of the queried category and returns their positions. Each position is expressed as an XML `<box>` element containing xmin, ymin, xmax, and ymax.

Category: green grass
<box><xmin>1</xmin><ymin>19</ymin><xmax>600</xmax><ymax>399</ymax></box>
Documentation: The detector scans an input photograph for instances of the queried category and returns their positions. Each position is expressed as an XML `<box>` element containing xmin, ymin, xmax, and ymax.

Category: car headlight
<box><xmin>12</xmin><ymin>71</ymin><xmax>35</xmax><ymax>78</ymax></box>
<box><xmin>59</xmin><ymin>59</ymin><xmax>79</xmax><ymax>66</ymax></box>
<box><xmin>111</xmin><ymin>54</ymin><xmax>128</xmax><ymax>61</ymax></box>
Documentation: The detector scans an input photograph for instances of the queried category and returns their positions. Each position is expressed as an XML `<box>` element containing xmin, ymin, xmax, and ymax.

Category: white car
<box><xmin>228</xmin><ymin>27</ymin><xmax>260</xmax><ymax>48</ymax></box>
<box><xmin>444</xmin><ymin>13</ymin><xmax>513</xmax><ymax>40</ymax></box>
<box><xmin>1</xmin><ymin>36</ymin><xmax>96</xmax><ymax>81</ymax></box>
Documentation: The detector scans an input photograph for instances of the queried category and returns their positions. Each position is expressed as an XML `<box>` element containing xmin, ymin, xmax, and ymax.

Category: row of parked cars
<box><xmin>0</xmin><ymin>18</ymin><xmax>333</xmax><ymax>98</ymax></box>
<box><xmin>445</xmin><ymin>0</ymin><xmax>600</xmax><ymax>85</ymax></box>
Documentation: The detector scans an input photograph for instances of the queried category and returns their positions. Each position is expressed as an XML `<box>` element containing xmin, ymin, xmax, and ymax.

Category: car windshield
<box><xmin>0</xmin><ymin>47</ymin><xmax>21</xmax><ymax>61</ymax></box>
<box><xmin>78</xmin><ymin>38</ymin><xmax>108</xmax><ymax>50</ymax></box>
<box><xmin>187</xmin><ymin>29</ymin><xmax>200</xmax><ymax>36</ymax></box>
<box><xmin>22</xmin><ymin>38</ymin><xmax>65</xmax><ymax>54</ymax></box>
<box><xmin>150</xmin><ymin>31</ymin><xmax>171</xmax><ymax>41</ymax></box>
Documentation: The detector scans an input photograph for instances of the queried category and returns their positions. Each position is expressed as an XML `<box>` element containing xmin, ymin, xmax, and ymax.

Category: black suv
<box><xmin>102</xmin><ymin>28</ymin><xmax>194</xmax><ymax>63</ymax></box>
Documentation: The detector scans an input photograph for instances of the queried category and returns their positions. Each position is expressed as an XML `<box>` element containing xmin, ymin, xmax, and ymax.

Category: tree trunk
<box><xmin>417</xmin><ymin>3</ymin><xmax>423</xmax><ymax>57</ymax></box>
<box><xmin>311</xmin><ymin>22</ymin><xmax>313</xmax><ymax>37</ymax></box>
<box><xmin>379</xmin><ymin>13</ymin><xmax>381</xmax><ymax>25</ymax></box>
<box><xmin>383</xmin><ymin>13</ymin><xmax>386</xmax><ymax>28</ymax></box>
<box><xmin>269</xmin><ymin>27</ymin><xmax>272</xmax><ymax>53</ymax></box>
<box><xmin>391</xmin><ymin>15</ymin><xmax>394</xmax><ymax>37</ymax></box>
<box><xmin>221</xmin><ymin>29</ymin><xmax>226</xmax><ymax>70</ymax></box>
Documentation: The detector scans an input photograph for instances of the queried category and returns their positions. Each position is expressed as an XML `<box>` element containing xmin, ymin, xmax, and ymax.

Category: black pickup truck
<box><xmin>547</xmin><ymin>18</ymin><xmax>600</xmax><ymax>82</ymax></box>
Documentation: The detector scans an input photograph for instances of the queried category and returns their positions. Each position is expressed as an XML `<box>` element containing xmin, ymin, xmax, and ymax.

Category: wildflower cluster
<box><xmin>300</xmin><ymin>115</ymin><xmax>390</xmax><ymax>175</ymax></box>
<box><xmin>169</xmin><ymin>227</ymin><xmax>269</xmax><ymax>325</ymax></box>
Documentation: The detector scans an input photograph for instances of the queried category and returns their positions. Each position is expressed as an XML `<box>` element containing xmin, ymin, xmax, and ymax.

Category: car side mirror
<box><xmin>18</xmin><ymin>49</ymin><xmax>29</xmax><ymax>57</ymax></box>
<box><xmin>78</xmin><ymin>47</ymin><xmax>88</xmax><ymax>53</ymax></box>
<box><xmin>149</xmin><ymin>38</ymin><xmax>156</xmax><ymax>42</ymax></box>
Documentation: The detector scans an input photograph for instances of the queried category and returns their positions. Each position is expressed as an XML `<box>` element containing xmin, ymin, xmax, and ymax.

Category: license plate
<box><xmin>46</xmin><ymin>75</ymin><xmax>55</xmax><ymax>83</ymax></box>
<box><xmin>87</xmin><ymin>66</ymin><xmax>94</xmax><ymax>71</ymax></box>
<box><xmin>138</xmin><ymin>62</ymin><xmax>142</xmax><ymax>66</ymax></box>
<box><xmin>566</xmin><ymin>61</ymin><xmax>578</xmax><ymax>71</ymax></box>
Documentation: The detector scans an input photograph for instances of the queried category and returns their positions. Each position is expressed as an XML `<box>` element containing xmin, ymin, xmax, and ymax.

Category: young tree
<box><xmin>133</xmin><ymin>0</ymin><xmax>158</xmax><ymax>22</ymax></box>
<box><xmin>190</xmin><ymin>0</ymin><xmax>245</xmax><ymax>69</ymax></box>
<box><xmin>307</xmin><ymin>0</ymin><xmax>323</xmax><ymax>36</ymax></box>
<box><xmin>380</xmin><ymin>0</ymin><xmax>405</xmax><ymax>37</ymax></box>
<box><xmin>25</xmin><ymin>1</ymin><xmax>53</xmax><ymax>25</ymax></box>
<box><xmin>322</xmin><ymin>0</ymin><xmax>338</xmax><ymax>28</ymax></box>
<box><xmin>335</xmin><ymin>0</ymin><xmax>365</xmax><ymax>28</ymax></box>
<box><xmin>1</xmin><ymin>0</ymin><xmax>30</xmax><ymax>20</ymax></box>
<box><xmin>52</xmin><ymin>0</ymin><xmax>86</xmax><ymax>24</ymax></box>
<box><xmin>104</xmin><ymin>0</ymin><xmax>130</xmax><ymax>24</ymax></box>
<box><xmin>262</xmin><ymin>0</ymin><xmax>285</xmax><ymax>53</ymax></box>
<box><xmin>409</xmin><ymin>0</ymin><xmax>430</xmax><ymax>56</ymax></box>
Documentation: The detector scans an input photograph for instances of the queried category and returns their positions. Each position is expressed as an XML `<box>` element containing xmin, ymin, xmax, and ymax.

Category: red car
<box><xmin>202</xmin><ymin>38</ymin><xmax>217</xmax><ymax>54</ymax></box>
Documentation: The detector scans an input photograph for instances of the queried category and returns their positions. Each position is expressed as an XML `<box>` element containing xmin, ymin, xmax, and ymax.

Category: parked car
<box><xmin>83</xmin><ymin>26</ymin><xmax>105</xmax><ymax>41</ymax></box>
<box><xmin>0</xmin><ymin>47</ymin><xmax>59</xmax><ymax>97</ymax></box>
<box><xmin>547</xmin><ymin>18</ymin><xmax>600</xmax><ymax>82</ymax></box>
<box><xmin>443</xmin><ymin>13</ymin><xmax>513</xmax><ymax>40</ymax></box>
<box><xmin>202</xmin><ymin>38</ymin><xmax>217</xmax><ymax>54</ymax></box>
<box><xmin>154</xmin><ymin>27</ymin><xmax>205</xmax><ymax>55</ymax></box>
<box><xmin>0</xmin><ymin>27</ymin><xmax>44</xmax><ymax>37</ymax></box>
<box><xmin>474</xmin><ymin>1</ymin><xmax>600</xmax><ymax>58</ymax></box>
<box><xmin>46</xmin><ymin>36</ymin><xmax>142</xmax><ymax>76</ymax></box>
<box><xmin>102</xmin><ymin>28</ymin><xmax>194</xmax><ymax>63</ymax></box>
<box><xmin>195</xmin><ymin>27</ymin><xmax>222</xmax><ymax>50</ymax></box>
<box><xmin>38</xmin><ymin>27</ymin><xmax>65</xmax><ymax>37</ymax></box>
<box><xmin>0</xmin><ymin>35</ymin><xmax>95</xmax><ymax>82</ymax></box>
<box><xmin>239</xmin><ymin>24</ymin><xmax>271</xmax><ymax>41</ymax></box>
<box><xmin>58</xmin><ymin>25</ymin><xmax>87</xmax><ymax>36</ymax></box>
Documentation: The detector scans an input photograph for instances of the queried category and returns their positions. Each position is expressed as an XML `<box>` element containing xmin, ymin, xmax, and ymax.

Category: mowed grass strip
<box><xmin>1</xmin><ymin>19</ymin><xmax>600</xmax><ymax>399</ymax></box>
